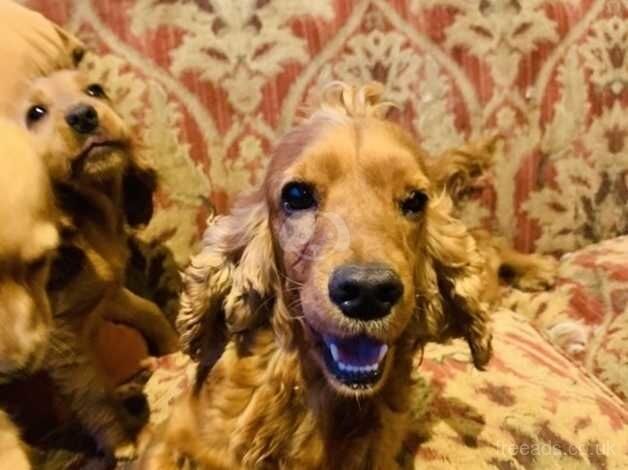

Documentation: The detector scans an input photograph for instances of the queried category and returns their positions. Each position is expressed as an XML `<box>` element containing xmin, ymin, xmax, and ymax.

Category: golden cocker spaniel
<box><xmin>139</xmin><ymin>82</ymin><xmax>492</xmax><ymax>469</ymax></box>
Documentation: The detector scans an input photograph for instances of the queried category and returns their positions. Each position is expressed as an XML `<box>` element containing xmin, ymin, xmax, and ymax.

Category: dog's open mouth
<box><xmin>319</xmin><ymin>334</ymin><xmax>389</xmax><ymax>390</ymax></box>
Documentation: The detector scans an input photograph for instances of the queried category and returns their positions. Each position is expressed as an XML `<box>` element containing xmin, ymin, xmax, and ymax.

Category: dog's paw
<box><xmin>114</xmin><ymin>441</ymin><xmax>138</xmax><ymax>462</ymax></box>
<box><xmin>546</xmin><ymin>321</ymin><xmax>589</xmax><ymax>359</ymax></box>
<box><xmin>153</xmin><ymin>325</ymin><xmax>180</xmax><ymax>356</ymax></box>
<box><xmin>515</xmin><ymin>255</ymin><xmax>559</xmax><ymax>291</ymax></box>
<box><xmin>139</xmin><ymin>356</ymin><xmax>160</xmax><ymax>372</ymax></box>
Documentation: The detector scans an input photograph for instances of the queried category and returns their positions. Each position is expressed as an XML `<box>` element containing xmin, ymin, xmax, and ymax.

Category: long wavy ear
<box><xmin>176</xmin><ymin>192</ymin><xmax>277</xmax><ymax>363</ymax></box>
<box><xmin>415</xmin><ymin>194</ymin><xmax>492</xmax><ymax>369</ymax></box>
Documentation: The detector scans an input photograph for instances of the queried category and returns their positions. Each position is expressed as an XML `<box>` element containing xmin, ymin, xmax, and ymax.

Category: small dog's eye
<box><xmin>85</xmin><ymin>83</ymin><xmax>107</xmax><ymax>99</ymax></box>
<box><xmin>26</xmin><ymin>256</ymin><xmax>48</xmax><ymax>277</ymax></box>
<box><xmin>47</xmin><ymin>245</ymin><xmax>85</xmax><ymax>291</ymax></box>
<box><xmin>281</xmin><ymin>182</ymin><xmax>317</xmax><ymax>212</ymax></box>
<box><xmin>400</xmin><ymin>190</ymin><xmax>428</xmax><ymax>217</ymax></box>
<box><xmin>26</xmin><ymin>105</ymin><xmax>48</xmax><ymax>126</ymax></box>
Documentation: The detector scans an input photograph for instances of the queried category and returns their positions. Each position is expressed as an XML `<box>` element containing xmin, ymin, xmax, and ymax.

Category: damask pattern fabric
<box><xmin>144</xmin><ymin>311</ymin><xmax>628</xmax><ymax>469</ymax></box>
<box><xmin>20</xmin><ymin>0</ymin><xmax>628</xmax><ymax>260</ymax></box>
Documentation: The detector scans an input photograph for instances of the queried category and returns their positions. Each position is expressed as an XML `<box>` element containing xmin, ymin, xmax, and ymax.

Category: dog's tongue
<box><xmin>325</xmin><ymin>335</ymin><xmax>387</xmax><ymax>367</ymax></box>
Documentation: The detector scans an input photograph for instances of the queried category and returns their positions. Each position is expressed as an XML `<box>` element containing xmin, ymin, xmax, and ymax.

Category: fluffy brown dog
<box><xmin>139</xmin><ymin>83</ymin><xmax>491</xmax><ymax>469</ymax></box>
<box><xmin>16</xmin><ymin>70</ymin><xmax>178</xmax><ymax>458</ymax></box>
<box><xmin>430</xmin><ymin>137</ymin><xmax>558</xmax><ymax>304</ymax></box>
<box><xmin>0</xmin><ymin>120</ymin><xmax>59</xmax><ymax>469</ymax></box>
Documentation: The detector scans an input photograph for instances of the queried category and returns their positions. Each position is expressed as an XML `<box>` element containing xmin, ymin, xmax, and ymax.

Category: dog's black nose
<box><xmin>329</xmin><ymin>263</ymin><xmax>403</xmax><ymax>320</ymax></box>
<box><xmin>65</xmin><ymin>104</ymin><xmax>99</xmax><ymax>134</ymax></box>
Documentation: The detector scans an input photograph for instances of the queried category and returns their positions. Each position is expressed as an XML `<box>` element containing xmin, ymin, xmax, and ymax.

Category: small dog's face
<box><xmin>18</xmin><ymin>70</ymin><xmax>131</xmax><ymax>183</ymax></box>
<box><xmin>266</xmin><ymin>120</ymin><xmax>432</xmax><ymax>396</ymax></box>
<box><xmin>18</xmin><ymin>70</ymin><xmax>156</xmax><ymax>227</ymax></box>
<box><xmin>0</xmin><ymin>123</ymin><xmax>58</xmax><ymax>380</ymax></box>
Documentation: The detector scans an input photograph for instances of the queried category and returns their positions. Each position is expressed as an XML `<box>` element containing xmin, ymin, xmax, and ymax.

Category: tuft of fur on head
<box><xmin>310</xmin><ymin>81</ymin><xmax>398</xmax><ymax>122</ymax></box>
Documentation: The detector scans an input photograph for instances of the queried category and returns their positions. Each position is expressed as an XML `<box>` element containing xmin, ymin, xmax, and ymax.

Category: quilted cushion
<box><xmin>505</xmin><ymin>236</ymin><xmax>628</xmax><ymax>402</ymax></box>
<box><xmin>144</xmin><ymin>310</ymin><xmax>628</xmax><ymax>469</ymax></box>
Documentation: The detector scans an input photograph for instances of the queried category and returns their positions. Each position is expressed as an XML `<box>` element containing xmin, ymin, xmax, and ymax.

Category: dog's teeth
<box><xmin>378</xmin><ymin>345</ymin><xmax>388</xmax><ymax>362</ymax></box>
<box><xmin>338</xmin><ymin>362</ymin><xmax>348</xmax><ymax>371</ymax></box>
<box><xmin>329</xmin><ymin>343</ymin><xmax>339</xmax><ymax>362</ymax></box>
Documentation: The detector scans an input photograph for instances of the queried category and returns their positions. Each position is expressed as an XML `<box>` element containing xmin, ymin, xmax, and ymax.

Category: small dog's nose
<box><xmin>65</xmin><ymin>104</ymin><xmax>99</xmax><ymax>134</ymax></box>
<box><xmin>329</xmin><ymin>263</ymin><xmax>403</xmax><ymax>320</ymax></box>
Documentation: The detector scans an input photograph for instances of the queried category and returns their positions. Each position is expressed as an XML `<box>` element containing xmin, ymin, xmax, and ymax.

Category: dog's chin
<box><xmin>306</xmin><ymin>323</ymin><xmax>393</xmax><ymax>398</ymax></box>
<box><xmin>73</xmin><ymin>139</ymin><xmax>126</xmax><ymax>179</ymax></box>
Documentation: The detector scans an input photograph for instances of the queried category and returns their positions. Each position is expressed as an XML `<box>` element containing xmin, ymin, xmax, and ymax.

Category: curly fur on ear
<box><xmin>428</xmin><ymin>135</ymin><xmax>501</xmax><ymax>199</ymax></box>
<box><xmin>177</xmin><ymin>192</ymin><xmax>277</xmax><ymax>361</ymax></box>
<box><xmin>416</xmin><ymin>193</ymin><xmax>492</xmax><ymax>369</ymax></box>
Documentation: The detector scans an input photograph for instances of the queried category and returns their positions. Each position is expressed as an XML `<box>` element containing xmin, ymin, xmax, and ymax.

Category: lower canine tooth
<box><xmin>329</xmin><ymin>344</ymin><xmax>339</xmax><ymax>362</ymax></box>
<box><xmin>378</xmin><ymin>345</ymin><xmax>389</xmax><ymax>361</ymax></box>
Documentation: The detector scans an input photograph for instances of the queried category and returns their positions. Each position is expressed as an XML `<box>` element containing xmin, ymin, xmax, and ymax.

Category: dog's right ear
<box><xmin>177</xmin><ymin>192</ymin><xmax>276</xmax><ymax>361</ymax></box>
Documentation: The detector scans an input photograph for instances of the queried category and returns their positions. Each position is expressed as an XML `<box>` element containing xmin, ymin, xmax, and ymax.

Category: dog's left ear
<box><xmin>123</xmin><ymin>159</ymin><xmax>156</xmax><ymax>227</ymax></box>
<box><xmin>416</xmin><ymin>194</ymin><xmax>492</xmax><ymax>369</ymax></box>
<box><xmin>428</xmin><ymin>134</ymin><xmax>501</xmax><ymax>198</ymax></box>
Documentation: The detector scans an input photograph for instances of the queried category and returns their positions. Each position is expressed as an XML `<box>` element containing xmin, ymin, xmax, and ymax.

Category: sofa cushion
<box><xmin>144</xmin><ymin>310</ymin><xmax>628</xmax><ymax>469</ymax></box>
<box><xmin>505</xmin><ymin>235</ymin><xmax>628</xmax><ymax>402</ymax></box>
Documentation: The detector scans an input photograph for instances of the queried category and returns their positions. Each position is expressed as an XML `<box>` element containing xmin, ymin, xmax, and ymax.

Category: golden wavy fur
<box><xmin>0</xmin><ymin>120</ymin><xmax>59</xmax><ymax>469</ymax></box>
<box><xmin>429</xmin><ymin>137</ymin><xmax>558</xmax><ymax>305</ymax></box>
<box><xmin>139</xmin><ymin>82</ymin><xmax>492</xmax><ymax>469</ymax></box>
<box><xmin>16</xmin><ymin>70</ymin><xmax>178</xmax><ymax>458</ymax></box>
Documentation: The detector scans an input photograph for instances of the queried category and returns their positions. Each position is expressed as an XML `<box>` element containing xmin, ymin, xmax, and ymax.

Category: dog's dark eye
<box><xmin>281</xmin><ymin>182</ymin><xmax>316</xmax><ymax>212</ymax></box>
<box><xmin>400</xmin><ymin>190</ymin><xmax>428</xmax><ymax>217</ymax></box>
<box><xmin>25</xmin><ymin>255</ymin><xmax>49</xmax><ymax>281</ymax></box>
<box><xmin>27</xmin><ymin>256</ymin><xmax>48</xmax><ymax>274</ymax></box>
<box><xmin>26</xmin><ymin>105</ymin><xmax>48</xmax><ymax>126</ymax></box>
<box><xmin>85</xmin><ymin>83</ymin><xmax>107</xmax><ymax>99</ymax></box>
<box><xmin>47</xmin><ymin>245</ymin><xmax>86</xmax><ymax>291</ymax></box>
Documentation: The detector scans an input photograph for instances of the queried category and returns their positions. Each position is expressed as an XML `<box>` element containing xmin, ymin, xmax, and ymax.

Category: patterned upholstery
<box><xmin>20</xmin><ymin>0</ymin><xmax>628</xmax><ymax>260</ymax></box>
<box><xmin>145</xmin><ymin>310</ymin><xmax>628</xmax><ymax>469</ymax></box>
<box><xmin>505</xmin><ymin>236</ymin><xmax>628</xmax><ymax>402</ymax></box>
